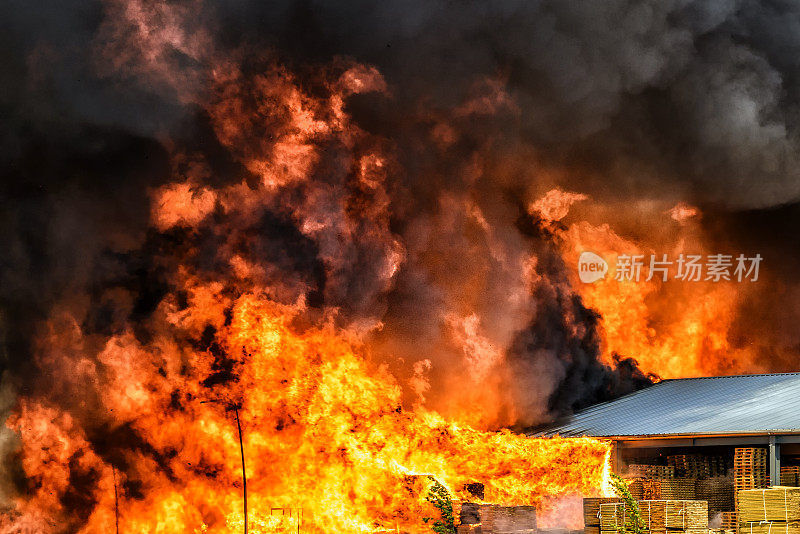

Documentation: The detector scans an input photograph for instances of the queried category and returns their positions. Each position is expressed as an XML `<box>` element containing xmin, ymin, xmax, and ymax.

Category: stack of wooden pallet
<box><xmin>712</xmin><ymin>455</ymin><xmax>734</xmax><ymax>478</ymax></box>
<box><xmin>594</xmin><ymin>500</ymin><xmax>708</xmax><ymax>534</ymax></box>
<box><xmin>627</xmin><ymin>479</ymin><xmax>646</xmax><ymax>500</ymax></box>
<box><xmin>781</xmin><ymin>467</ymin><xmax>800</xmax><ymax>487</ymax></box>
<box><xmin>637</xmin><ymin>500</ymin><xmax>709</xmax><ymax>531</ymax></box>
<box><xmin>669</xmin><ymin>455</ymin><xmax>711</xmax><ymax>479</ymax></box>
<box><xmin>697</xmin><ymin>477</ymin><xmax>735</xmax><ymax>513</ymax></box>
<box><xmin>661</xmin><ymin>479</ymin><xmax>698</xmax><ymax>500</ymax></box>
<box><xmin>628</xmin><ymin>465</ymin><xmax>677</xmax><ymax>479</ymax></box>
<box><xmin>719</xmin><ymin>511</ymin><xmax>738</xmax><ymax>530</ymax></box>
<box><xmin>734</xmin><ymin>449</ymin><xmax>768</xmax><ymax>512</ymax></box>
<box><xmin>738</xmin><ymin>487</ymin><xmax>800</xmax><ymax>534</ymax></box>
<box><xmin>643</xmin><ymin>479</ymin><xmax>663</xmax><ymax>500</ymax></box>
<box><xmin>584</xmin><ymin>497</ymin><xmax>621</xmax><ymax>534</ymax></box>
<box><xmin>666</xmin><ymin>455</ymin><xmax>732</xmax><ymax>479</ymax></box>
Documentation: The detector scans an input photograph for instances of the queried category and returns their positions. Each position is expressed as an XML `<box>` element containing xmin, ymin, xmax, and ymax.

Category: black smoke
<box><xmin>3</xmin><ymin>1</ymin><xmax>800</xmax><ymax>472</ymax></box>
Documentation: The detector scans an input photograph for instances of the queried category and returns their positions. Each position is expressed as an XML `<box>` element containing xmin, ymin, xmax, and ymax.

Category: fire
<box><xmin>534</xmin><ymin>189</ymin><xmax>760</xmax><ymax>378</ymax></box>
<box><xmin>1</xmin><ymin>286</ymin><xmax>610</xmax><ymax>533</ymax></box>
<box><xmin>0</xmin><ymin>38</ymin><xmax>611</xmax><ymax>531</ymax></box>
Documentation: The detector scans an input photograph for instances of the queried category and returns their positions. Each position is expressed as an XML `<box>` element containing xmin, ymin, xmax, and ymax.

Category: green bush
<box><xmin>423</xmin><ymin>476</ymin><xmax>457</xmax><ymax>534</ymax></box>
<box><xmin>609</xmin><ymin>473</ymin><xmax>646</xmax><ymax>534</ymax></box>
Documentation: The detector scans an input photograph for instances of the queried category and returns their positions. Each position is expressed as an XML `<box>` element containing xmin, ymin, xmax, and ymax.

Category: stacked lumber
<box><xmin>487</xmin><ymin>505</ymin><xmax>537</xmax><ymax>533</ymax></box>
<box><xmin>719</xmin><ymin>512</ymin><xmax>738</xmax><ymax>530</ymax></box>
<box><xmin>460</xmin><ymin>503</ymin><xmax>536</xmax><ymax>534</ymax></box>
<box><xmin>709</xmin><ymin>529</ymin><xmax>735</xmax><ymax>534</ymax></box>
<box><xmin>662</xmin><ymin>479</ymin><xmax>698</xmax><ymax>500</ymax></box>
<box><xmin>734</xmin><ymin>449</ymin><xmax>768</xmax><ymax>512</ymax></box>
<box><xmin>696</xmin><ymin>478</ymin><xmax>735</xmax><ymax>513</ymax></box>
<box><xmin>644</xmin><ymin>479</ymin><xmax>663</xmax><ymax>500</ymax></box>
<box><xmin>737</xmin><ymin>522</ymin><xmax>800</xmax><ymax>534</ymax></box>
<box><xmin>669</xmin><ymin>455</ymin><xmax>711</xmax><ymax>479</ymax></box>
<box><xmin>628</xmin><ymin>465</ymin><xmax>676</xmax><ymax>479</ymax></box>
<box><xmin>627</xmin><ymin>479</ymin><xmax>645</xmax><ymax>500</ymax></box>
<box><xmin>665</xmin><ymin>501</ymin><xmax>709</xmax><ymax>530</ymax></box>
<box><xmin>600</xmin><ymin>503</ymin><xmax>628</xmax><ymax>531</ymax></box>
<box><xmin>781</xmin><ymin>468</ymin><xmax>800</xmax><ymax>488</ymax></box>
<box><xmin>585</xmin><ymin>498</ymin><xmax>622</xmax><ymax>528</ymax></box>
<box><xmin>637</xmin><ymin>500</ymin><xmax>666</xmax><ymax>531</ymax></box>
<box><xmin>635</xmin><ymin>500</ymin><xmax>708</xmax><ymax>531</ymax></box>
<box><xmin>738</xmin><ymin>488</ymin><xmax>800</xmax><ymax>522</ymax></box>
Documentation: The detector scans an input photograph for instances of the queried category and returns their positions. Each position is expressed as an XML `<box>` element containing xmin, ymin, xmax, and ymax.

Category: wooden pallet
<box><xmin>719</xmin><ymin>512</ymin><xmax>738</xmax><ymax>530</ymax></box>
<box><xmin>661</xmin><ymin>479</ymin><xmax>698</xmax><ymax>500</ymax></box>
<box><xmin>781</xmin><ymin>467</ymin><xmax>800</xmax><ymax>487</ymax></box>
<box><xmin>734</xmin><ymin>448</ymin><xmax>769</xmax><ymax>511</ymax></box>
<box><xmin>697</xmin><ymin>477</ymin><xmax>735</xmax><ymax>513</ymax></box>
<box><xmin>584</xmin><ymin>498</ymin><xmax>622</xmax><ymax>527</ymax></box>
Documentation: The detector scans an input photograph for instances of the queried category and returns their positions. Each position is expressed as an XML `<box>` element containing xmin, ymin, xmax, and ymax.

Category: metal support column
<box><xmin>612</xmin><ymin>440</ymin><xmax>623</xmax><ymax>474</ymax></box>
<box><xmin>769</xmin><ymin>435</ymin><xmax>781</xmax><ymax>486</ymax></box>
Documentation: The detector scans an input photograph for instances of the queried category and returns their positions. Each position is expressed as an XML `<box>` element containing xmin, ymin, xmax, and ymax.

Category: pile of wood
<box><xmin>697</xmin><ymin>478</ymin><xmax>735</xmax><ymax>513</ymax></box>
<box><xmin>459</xmin><ymin>503</ymin><xmax>536</xmax><ymax>534</ymax></box>
<box><xmin>782</xmin><ymin>468</ymin><xmax>800</xmax><ymax>487</ymax></box>
<box><xmin>664</xmin><ymin>501</ymin><xmax>709</xmax><ymax>530</ymax></box>
<box><xmin>626</xmin><ymin>479</ymin><xmax>645</xmax><ymax>500</ymax></box>
<box><xmin>738</xmin><ymin>488</ymin><xmax>800</xmax><ymax>522</ymax></box>
<box><xmin>734</xmin><ymin>449</ymin><xmax>768</xmax><ymax>501</ymax></box>
<box><xmin>668</xmin><ymin>455</ymin><xmax>731</xmax><ymax>479</ymax></box>
<box><xmin>593</xmin><ymin>499</ymin><xmax>708</xmax><ymax>534</ymax></box>
<box><xmin>599</xmin><ymin>502</ymin><xmax>628</xmax><ymax>531</ymax></box>
<box><xmin>628</xmin><ymin>465</ymin><xmax>677</xmax><ymax>479</ymax></box>
<box><xmin>643</xmin><ymin>479</ymin><xmax>663</xmax><ymax>500</ymax></box>
<box><xmin>734</xmin><ymin>448</ymin><xmax>768</xmax><ymax>513</ymax></box>
<box><xmin>718</xmin><ymin>511</ymin><xmax>738</xmax><ymax>530</ymax></box>
<box><xmin>662</xmin><ymin>479</ymin><xmax>698</xmax><ymax>500</ymax></box>
<box><xmin>737</xmin><ymin>487</ymin><xmax>800</xmax><ymax>534</ymax></box>
<box><xmin>585</xmin><ymin>497</ymin><xmax>622</xmax><ymax>529</ymax></box>
<box><xmin>737</xmin><ymin>522</ymin><xmax>800</xmax><ymax>534</ymax></box>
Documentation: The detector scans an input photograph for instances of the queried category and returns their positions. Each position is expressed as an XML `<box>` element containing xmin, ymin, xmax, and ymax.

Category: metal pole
<box><xmin>769</xmin><ymin>435</ymin><xmax>781</xmax><ymax>487</ymax></box>
<box><xmin>113</xmin><ymin>466</ymin><xmax>120</xmax><ymax>534</ymax></box>
<box><xmin>234</xmin><ymin>407</ymin><xmax>248</xmax><ymax>534</ymax></box>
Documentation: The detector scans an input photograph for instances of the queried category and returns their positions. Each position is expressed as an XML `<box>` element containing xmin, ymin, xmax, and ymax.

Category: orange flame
<box><xmin>3</xmin><ymin>288</ymin><xmax>610</xmax><ymax>532</ymax></box>
<box><xmin>535</xmin><ymin>188</ymin><xmax>760</xmax><ymax>378</ymax></box>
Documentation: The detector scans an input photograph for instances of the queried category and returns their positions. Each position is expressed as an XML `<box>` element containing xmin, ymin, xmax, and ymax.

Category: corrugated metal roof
<box><xmin>539</xmin><ymin>373</ymin><xmax>800</xmax><ymax>437</ymax></box>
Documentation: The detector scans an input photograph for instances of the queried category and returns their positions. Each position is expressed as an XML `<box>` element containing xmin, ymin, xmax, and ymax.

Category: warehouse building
<box><xmin>539</xmin><ymin>371</ymin><xmax>800</xmax><ymax>525</ymax></box>
<box><xmin>540</xmin><ymin>373</ymin><xmax>800</xmax><ymax>481</ymax></box>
